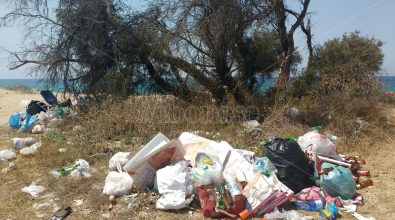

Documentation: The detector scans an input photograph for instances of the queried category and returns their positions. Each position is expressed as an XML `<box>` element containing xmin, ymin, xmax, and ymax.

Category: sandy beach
<box><xmin>0</xmin><ymin>88</ymin><xmax>43</xmax><ymax>125</ymax></box>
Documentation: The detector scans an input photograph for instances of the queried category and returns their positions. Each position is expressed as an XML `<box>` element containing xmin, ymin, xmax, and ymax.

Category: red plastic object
<box><xmin>197</xmin><ymin>186</ymin><xmax>245</xmax><ymax>218</ymax></box>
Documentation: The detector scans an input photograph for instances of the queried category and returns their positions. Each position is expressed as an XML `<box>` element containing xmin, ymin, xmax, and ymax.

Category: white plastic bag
<box><xmin>22</xmin><ymin>183</ymin><xmax>46</xmax><ymax>198</ymax></box>
<box><xmin>70</xmin><ymin>159</ymin><xmax>91</xmax><ymax>178</ymax></box>
<box><xmin>109</xmin><ymin>152</ymin><xmax>133</xmax><ymax>171</ymax></box>
<box><xmin>32</xmin><ymin>125</ymin><xmax>45</xmax><ymax>134</ymax></box>
<box><xmin>156</xmin><ymin>191</ymin><xmax>194</xmax><ymax>210</ymax></box>
<box><xmin>297</xmin><ymin>131</ymin><xmax>341</xmax><ymax>161</ymax></box>
<box><xmin>241</xmin><ymin>120</ymin><xmax>260</xmax><ymax>129</ymax></box>
<box><xmin>20</xmin><ymin>142</ymin><xmax>42</xmax><ymax>155</ymax></box>
<box><xmin>156</xmin><ymin>161</ymin><xmax>189</xmax><ymax>193</ymax></box>
<box><xmin>191</xmin><ymin>152</ymin><xmax>222</xmax><ymax>186</ymax></box>
<box><xmin>103</xmin><ymin>164</ymin><xmax>133</xmax><ymax>196</ymax></box>
<box><xmin>37</xmin><ymin>111</ymin><xmax>54</xmax><ymax>124</ymax></box>
<box><xmin>0</xmin><ymin>150</ymin><xmax>16</xmax><ymax>160</ymax></box>
<box><xmin>264</xmin><ymin>207</ymin><xmax>309</xmax><ymax>220</ymax></box>
<box><xmin>13</xmin><ymin>137</ymin><xmax>36</xmax><ymax>149</ymax></box>
<box><xmin>155</xmin><ymin>161</ymin><xmax>193</xmax><ymax>210</ymax></box>
<box><xmin>131</xmin><ymin>161</ymin><xmax>157</xmax><ymax>189</ymax></box>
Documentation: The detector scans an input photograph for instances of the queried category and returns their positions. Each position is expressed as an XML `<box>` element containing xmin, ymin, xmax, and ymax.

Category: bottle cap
<box><xmin>239</xmin><ymin>209</ymin><xmax>250</xmax><ymax>220</ymax></box>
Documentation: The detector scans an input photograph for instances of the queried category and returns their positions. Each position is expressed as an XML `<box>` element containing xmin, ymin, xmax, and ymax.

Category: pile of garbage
<box><xmin>102</xmin><ymin>130</ymin><xmax>375</xmax><ymax>219</ymax></box>
<box><xmin>8</xmin><ymin>90</ymin><xmax>77</xmax><ymax>133</ymax></box>
<box><xmin>1</xmin><ymin>90</ymin><xmax>90</xmax><ymax>196</ymax></box>
<box><xmin>1</xmin><ymin>91</ymin><xmax>79</xmax><ymax>176</ymax></box>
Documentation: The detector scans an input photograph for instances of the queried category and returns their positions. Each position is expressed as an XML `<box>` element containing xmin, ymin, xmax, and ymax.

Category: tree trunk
<box><xmin>276</xmin><ymin>52</ymin><xmax>293</xmax><ymax>89</ymax></box>
<box><xmin>273</xmin><ymin>0</ymin><xmax>310</xmax><ymax>90</ymax></box>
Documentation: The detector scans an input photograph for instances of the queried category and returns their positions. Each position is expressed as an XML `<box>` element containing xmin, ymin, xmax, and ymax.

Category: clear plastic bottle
<box><xmin>223</xmin><ymin>174</ymin><xmax>242</xmax><ymax>198</ymax></box>
<box><xmin>13</xmin><ymin>137</ymin><xmax>36</xmax><ymax>149</ymax></box>
<box><xmin>295</xmin><ymin>200</ymin><xmax>325</xmax><ymax>211</ymax></box>
<box><xmin>20</xmin><ymin>142</ymin><xmax>42</xmax><ymax>155</ymax></box>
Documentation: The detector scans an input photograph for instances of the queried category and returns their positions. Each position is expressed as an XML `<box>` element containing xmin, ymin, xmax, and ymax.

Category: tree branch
<box><xmin>288</xmin><ymin>0</ymin><xmax>310</xmax><ymax>36</ymax></box>
<box><xmin>9</xmin><ymin>53</ymin><xmax>84</xmax><ymax>70</ymax></box>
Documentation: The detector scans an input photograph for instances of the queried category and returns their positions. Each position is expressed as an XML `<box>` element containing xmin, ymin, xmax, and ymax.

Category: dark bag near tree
<box><xmin>27</xmin><ymin>100</ymin><xmax>49</xmax><ymax>115</ymax></box>
<box><xmin>263</xmin><ymin>138</ymin><xmax>313</xmax><ymax>193</ymax></box>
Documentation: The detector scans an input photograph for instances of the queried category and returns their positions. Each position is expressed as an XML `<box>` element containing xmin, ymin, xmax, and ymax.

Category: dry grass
<box><xmin>60</xmin><ymin>95</ymin><xmax>265</xmax><ymax>154</ymax></box>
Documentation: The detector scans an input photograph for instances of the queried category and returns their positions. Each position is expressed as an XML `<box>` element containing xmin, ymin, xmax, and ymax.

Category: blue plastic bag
<box><xmin>24</xmin><ymin>113</ymin><xmax>38</xmax><ymax>128</ymax></box>
<box><xmin>18</xmin><ymin>114</ymin><xmax>38</xmax><ymax>132</ymax></box>
<box><xmin>320</xmin><ymin>162</ymin><xmax>356</xmax><ymax>199</ymax></box>
<box><xmin>8</xmin><ymin>112</ymin><xmax>22</xmax><ymax>129</ymax></box>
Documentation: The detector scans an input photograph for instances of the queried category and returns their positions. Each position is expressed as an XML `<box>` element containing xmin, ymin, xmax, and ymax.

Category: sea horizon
<box><xmin>1</xmin><ymin>76</ymin><xmax>395</xmax><ymax>92</ymax></box>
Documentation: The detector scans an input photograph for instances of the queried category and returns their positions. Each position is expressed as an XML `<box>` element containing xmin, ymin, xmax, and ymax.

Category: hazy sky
<box><xmin>0</xmin><ymin>0</ymin><xmax>394</xmax><ymax>79</ymax></box>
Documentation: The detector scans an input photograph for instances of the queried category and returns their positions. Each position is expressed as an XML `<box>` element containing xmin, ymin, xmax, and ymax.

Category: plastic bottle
<box><xmin>13</xmin><ymin>137</ymin><xmax>36</xmax><ymax>149</ymax></box>
<box><xmin>216</xmin><ymin>191</ymin><xmax>224</xmax><ymax>209</ymax></box>
<box><xmin>20</xmin><ymin>142</ymin><xmax>42</xmax><ymax>155</ymax></box>
<box><xmin>223</xmin><ymin>174</ymin><xmax>242</xmax><ymax>198</ymax></box>
<box><xmin>295</xmin><ymin>200</ymin><xmax>325</xmax><ymax>211</ymax></box>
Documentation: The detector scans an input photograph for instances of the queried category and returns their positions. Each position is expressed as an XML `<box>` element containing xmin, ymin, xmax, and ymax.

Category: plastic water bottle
<box><xmin>223</xmin><ymin>174</ymin><xmax>241</xmax><ymax>198</ymax></box>
<box><xmin>295</xmin><ymin>200</ymin><xmax>325</xmax><ymax>211</ymax></box>
<box><xmin>13</xmin><ymin>137</ymin><xmax>36</xmax><ymax>149</ymax></box>
<box><xmin>20</xmin><ymin>142</ymin><xmax>42</xmax><ymax>155</ymax></box>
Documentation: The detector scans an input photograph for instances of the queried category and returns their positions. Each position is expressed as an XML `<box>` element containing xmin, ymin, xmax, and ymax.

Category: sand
<box><xmin>0</xmin><ymin>88</ymin><xmax>43</xmax><ymax>125</ymax></box>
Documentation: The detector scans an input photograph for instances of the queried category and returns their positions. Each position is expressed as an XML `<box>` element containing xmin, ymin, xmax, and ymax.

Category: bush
<box><xmin>315</xmin><ymin>61</ymin><xmax>382</xmax><ymax>97</ymax></box>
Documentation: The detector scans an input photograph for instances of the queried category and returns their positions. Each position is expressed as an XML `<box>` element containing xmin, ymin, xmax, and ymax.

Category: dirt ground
<box><xmin>0</xmin><ymin>88</ymin><xmax>42</xmax><ymax>125</ymax></box>
<box><xmin>0</xmin><ymin>89</ymin><xmax>394</xmax><ymax>219</ymax></box>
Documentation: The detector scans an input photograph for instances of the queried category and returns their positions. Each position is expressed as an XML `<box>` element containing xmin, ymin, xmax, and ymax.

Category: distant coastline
<box><xmin>1</xmin><ymin>76</ymin><xmax>395</xmax><ymax>92</ymax></box>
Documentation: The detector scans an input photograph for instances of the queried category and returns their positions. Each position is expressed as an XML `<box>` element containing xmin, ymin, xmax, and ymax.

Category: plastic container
<box><xmin>295</xmin><ymin>199</ymin><xmax>325</xmax><ymax>211</ymax></box>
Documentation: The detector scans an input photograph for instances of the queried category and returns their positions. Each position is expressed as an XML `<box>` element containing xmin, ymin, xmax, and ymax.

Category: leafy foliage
<box><xmin>314</xmin><ymin>32</ymin><xmax>384</xmax><ymax>97</ymax></box>
<box><xmin>316</xmin><ymin>31</ymin><xmax>384</xmax><ymax>72</ymax></box>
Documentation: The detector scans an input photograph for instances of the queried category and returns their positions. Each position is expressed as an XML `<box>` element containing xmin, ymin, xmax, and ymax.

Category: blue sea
<box><xmin>0</xmin><ymin>79</ymin><xmax>54</xmax><ymax>91</ymax></box>
<box><xmin>1</xmin><ymin>76</ymin><xmax>395</xmax><ymax>92</ymax></box>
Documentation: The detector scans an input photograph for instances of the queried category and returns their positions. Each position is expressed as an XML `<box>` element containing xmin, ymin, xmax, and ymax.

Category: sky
<box><xmin>0</xmin><ymin>0</ymin><xmax>394</xmax><ymax>79</ymax></box>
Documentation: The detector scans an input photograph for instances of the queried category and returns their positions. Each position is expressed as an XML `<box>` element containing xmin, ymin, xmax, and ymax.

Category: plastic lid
<box><xmin>239</xmin><ymin>209</ymin><xmax>250</xmax><ymax>220</ymax></box>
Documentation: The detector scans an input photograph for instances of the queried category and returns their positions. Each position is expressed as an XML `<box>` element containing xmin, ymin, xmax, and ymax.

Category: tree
<box><xmin>314</xmin><ymin>32</ymin><xmax>384</xmax><ymax>96</ymax></box>
<box><xmin>316</xmin><ymin>31</ymin><xmax>384</xmax><ymax>72</ymax></box>
<box><xmin>143</xmin><ymin>0</ymin><xmax>281</xmax><ymax>104</ymax></box>
<box><xmin>1</xmin><ymin>0</ymin><xmax>304</xmax><ymax>104</ymax></box>
<box><xmin>272</xmin><ymin>0</ymin><xmax>311</xmax><ymax>89</ymax></box>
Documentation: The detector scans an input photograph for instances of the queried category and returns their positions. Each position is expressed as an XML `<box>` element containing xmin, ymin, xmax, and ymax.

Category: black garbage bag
<box><xmin>26</xmin><ymin>100</ymin><xmax>49</xmax><ymax>115</ymax></box>
<box><xmin>263</xmin><ymin>138</ymin><xmax>313</xmax><ymax>193</ymax></box>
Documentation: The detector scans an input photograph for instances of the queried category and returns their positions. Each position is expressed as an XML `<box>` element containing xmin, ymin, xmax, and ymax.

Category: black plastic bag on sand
<box><xmin>264</xmin><ymin>138</ymin><xmax>313</xmax><ymax>193</ymax></box>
